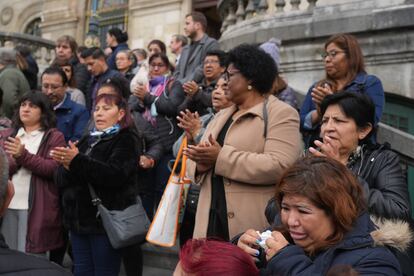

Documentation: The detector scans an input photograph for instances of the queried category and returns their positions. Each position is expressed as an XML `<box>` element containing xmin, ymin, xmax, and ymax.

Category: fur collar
<box><xmin>370</xmin><ymin>216</ymin><xmax>413</xmax><ymax>252</ymax></box>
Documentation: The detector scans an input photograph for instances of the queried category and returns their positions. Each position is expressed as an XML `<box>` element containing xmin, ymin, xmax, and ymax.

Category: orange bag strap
<box><xmin>179</xmin><ymin>138</ymin><xmax>187</xmax><ymax>180</ymax></box>
<box><xmin>170</xmin><ymin>136</ymin><xmax>187</xmax><ymax>181</ymax></box>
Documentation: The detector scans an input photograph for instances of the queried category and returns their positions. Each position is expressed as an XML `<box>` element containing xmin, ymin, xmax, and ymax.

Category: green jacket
<box><xmin>0</xmin><ymin>65</ymin><xmax>30</xmax><ymax>118</ymax></box>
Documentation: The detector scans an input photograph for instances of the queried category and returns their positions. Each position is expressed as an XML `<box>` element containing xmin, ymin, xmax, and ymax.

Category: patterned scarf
<box><xmin>142</xmin><ymin>75</ymin><xmax>169</xmax><ymax>126</ymax></box>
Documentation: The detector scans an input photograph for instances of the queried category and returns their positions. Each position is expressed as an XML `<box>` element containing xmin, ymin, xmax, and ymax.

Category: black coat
<box><xmin>177</xmin><ymin>78</ymin><xmax>215</xmax><ymax>116</ymax></box>
<box><xmin>0</xmin><ymin>234</ymin><xmax>71</xmax><ymax>275</ymax></box>
<box><xmin>70</xmin><ymin>56</ymin><xmax>91</xmax><ymax>95</ymax></box>
<box><xmin>349</xmin><ymin>143</ymin><xmax>411</xmax><ymax>220</ymax></box>
<box><xmin>57</xmin><ymin>127</ymin><xmax>141</xmax><ymax>234</ymax></box>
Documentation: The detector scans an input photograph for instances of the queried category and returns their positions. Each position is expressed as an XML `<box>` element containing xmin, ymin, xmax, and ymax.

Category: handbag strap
<box><xmin>88</xmin><ymin>183</ymin><xmax>102</xmax><ymax>206</ymax></box>
<box><xmin>171</xmin><ymin>136</ymin><xmax>187</xmax><ymax>177</ymax></box>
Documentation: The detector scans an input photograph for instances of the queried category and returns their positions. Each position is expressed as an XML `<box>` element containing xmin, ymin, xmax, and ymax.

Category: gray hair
<box><xmin>0</xmin><ymin>47</ymin><xmax>17</xmax><ymax>66</ymax></box>
<box><xmin>173</xmin><ymin>34</ymin><xmax>188</xmax><ymax>47</ymax></box>
<box><xmin>0</xmin><ymin>148</ymin><xmax>9</xmax><ymax>209</ymax></box>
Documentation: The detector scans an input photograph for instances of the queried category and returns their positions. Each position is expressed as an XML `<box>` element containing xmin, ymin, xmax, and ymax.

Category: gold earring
<box><xmin>247</xmin><ymin>85</ymin><xmax>252</xmax><ymax>90</ymax></box>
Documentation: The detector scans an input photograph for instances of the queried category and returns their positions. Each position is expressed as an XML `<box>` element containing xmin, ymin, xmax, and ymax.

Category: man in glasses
<box><xmin>41</xmin><ymin>67</ymin><xmax>89</xmax><ymax>142</ymax></box>
<box><xmin>179</xmin><ymin>50</ymin><xmax>227</xmax><ymax>116</ymax></box>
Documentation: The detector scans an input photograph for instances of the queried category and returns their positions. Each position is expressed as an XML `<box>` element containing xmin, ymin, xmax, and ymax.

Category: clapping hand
<box><xmin>177</xmin><ymin>109</ymin><xmax>201</xmax><ymax>141</ymax></box>
<box><xmin>4</xmin><ymin>137</ymin><xmax>24</xmax><ymax>159</ymax></box>
<box><xmin>311</xmin><ymin>83</ymin><xmax>333</xmax><ymax>107</ymax></box>
<box><xmin>133</xmin><ymin>83</ymin><xmax>149</xmax><ymax>101</ymax></box>
<box><xmin>183</xmin><ymin>134</ymin><xmax>221</xmax><ymax>174</ymax></box>
<box><xmin>50</xmin><ymin>140</ymin><xmax>79</xmax><ymax>170</ymax></box>
<box><xmin>182</xmin><ymin>81</ymin><xmax>199</xmax><ymax>97</ymax></box>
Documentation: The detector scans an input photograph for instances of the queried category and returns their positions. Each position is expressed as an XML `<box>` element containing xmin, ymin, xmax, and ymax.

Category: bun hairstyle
<box><xmin>108</xmin><ymin>27</ymin><xmax>128</xmax><ymax>44</ymax></box>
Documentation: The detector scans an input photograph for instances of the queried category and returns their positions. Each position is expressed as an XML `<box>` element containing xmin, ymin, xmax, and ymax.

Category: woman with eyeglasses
<box><xmin>299</xmin><ymin>33</ymin><xmax>385</xmax><ymax>148</ymax></box>
<box><xmin>129</xmin><ymin>52</ymin><xmax>185</xmax><ymax>214</ymax></box>
<box><xmin>184</xmin><ymin>44</ymin><xmax>302</xmax><ymax>241</ymax></box>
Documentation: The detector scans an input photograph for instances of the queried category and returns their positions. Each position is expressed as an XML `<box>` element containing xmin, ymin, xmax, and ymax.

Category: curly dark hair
<box><xmin>12</xmin><ymin>92</ymin><xmax>56</xmax><ymax>131</ymax></box>
<box><xmin>227</xmin><ymin>44</ymin><xmax>278</xmax><ymax>94</ymax></box>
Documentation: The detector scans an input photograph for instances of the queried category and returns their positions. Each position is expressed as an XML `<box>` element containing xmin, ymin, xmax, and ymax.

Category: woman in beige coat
<box><xmin>184</xmin><ymin>44</ymin><xmax>302</xmax><ymax>240</ymax></box>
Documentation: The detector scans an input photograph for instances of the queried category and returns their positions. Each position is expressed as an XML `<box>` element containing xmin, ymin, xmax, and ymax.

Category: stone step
<box><xmin>141</xmin><ymin>240</ymin><xmax>180</xmax><ymax>271</ymax></box>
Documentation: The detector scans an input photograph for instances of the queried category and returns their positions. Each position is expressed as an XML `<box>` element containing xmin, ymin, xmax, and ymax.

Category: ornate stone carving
<box><xmin>0</xmin><ymin>7</ymin><xmax>13</xmax><ymax>25</ymax></box>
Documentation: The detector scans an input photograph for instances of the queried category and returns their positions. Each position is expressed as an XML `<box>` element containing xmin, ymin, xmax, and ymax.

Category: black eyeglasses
<box><xmin>321</xmin><ymin>50</ymin><xmax>345</xmax><ymax>59</ymax></box>
<box><xmin>224</xmin><ymin>69</ymin><xmax>240</xmax><ymax>81</ymax></box>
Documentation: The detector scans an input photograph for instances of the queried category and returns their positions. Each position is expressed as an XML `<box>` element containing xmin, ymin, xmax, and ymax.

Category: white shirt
<box><xmin>9</xmin><ymin>128</ymin><xmax>45</xmax><ymax>210</ymax></box>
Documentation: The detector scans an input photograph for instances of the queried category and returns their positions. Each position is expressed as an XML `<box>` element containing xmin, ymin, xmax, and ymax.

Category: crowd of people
<box><xmin>0</xmin><ymin>10</ymin><xmax>412</xmax><ymax>276</ymax></box>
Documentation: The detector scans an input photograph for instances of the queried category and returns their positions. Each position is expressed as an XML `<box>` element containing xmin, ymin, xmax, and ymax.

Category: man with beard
<box><xmin>174</xmin><ymin>12</ymin><xmax>219</xmax><ymax>84</ymax></box>
<box><xmin>41</xmin><ymin>67</ymin><xmax>89</xmax><ymax>142</ymax></box>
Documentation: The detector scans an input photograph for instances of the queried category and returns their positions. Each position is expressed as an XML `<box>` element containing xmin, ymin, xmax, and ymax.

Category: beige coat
<box><xmin>187</xmin><ymin>95</ymin><xmax>302</xmax><ymax>239</ymax></box>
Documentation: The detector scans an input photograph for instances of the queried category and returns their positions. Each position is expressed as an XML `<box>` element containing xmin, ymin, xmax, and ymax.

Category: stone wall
<box><xmin>219</xmin><ymin>0</ymin><xmax>414</xmax><ymax>99</ymax></box>
<box><xmin>128</xmin><ymin>0</ymin><xmax>190</xmax><ymax>51</ymax></box>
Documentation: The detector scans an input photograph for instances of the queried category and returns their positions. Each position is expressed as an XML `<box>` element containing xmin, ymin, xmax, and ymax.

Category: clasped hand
<box><xmin>238</xmin><ymin>229</ymin><xmax>289</xmax><ymax>261</ymax></box>
<box><xmin>177</xmin><ymin>109</ymin><xmax>201</xmax><ymax>141</ymax></box>
<box><xmin>183</xmin><ymin>134</ymin><xmax>221</xmax><ymax>174</ymax></box>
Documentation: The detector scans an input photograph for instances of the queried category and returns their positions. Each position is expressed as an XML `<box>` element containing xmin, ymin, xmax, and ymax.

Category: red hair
<box><xmin>179</xmin><ymin>239</ymin><xmax>259</xmax><ymax>276</ymax></box>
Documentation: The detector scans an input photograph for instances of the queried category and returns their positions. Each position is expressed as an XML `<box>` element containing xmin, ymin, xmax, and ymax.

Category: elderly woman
<box><xmin>300</xmin><ymin>33</ymin><xmax>384</xmax><ymax>147</ymax></box>
<box><xmin>52</xmin><ymin>93</ymin><xmax>140</xmax><ymax>275</ymax></box>
<box><xmin>115</xmin><ymin>50</ymin><xmax>136</xmax><ymax>82</ymax></box>
<box><xmin>184</xmin><ymin>44</ymin><xmax>302</xmax><ymax>241</ymax></box>
<box><xmin>0</xmin><ymin>92</ymin><xmax>66</xmax><ymax>255</ymax></box>
<box><xmin>309</xmin><ymin>92</ymin><xmax>410</xmax><ymax>220</ymax></box>
<box><xmin>238</xmin><ymin>157</ymin><xmax>403</xmax><ymax>275</ymax></box>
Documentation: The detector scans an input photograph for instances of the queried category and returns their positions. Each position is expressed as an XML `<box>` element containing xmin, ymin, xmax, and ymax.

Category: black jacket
<box><xmin>132</xmin><ymin>111</ymin><xmax>164</xmax><ymax>162</ymax></box>
<box><xmin>57</xmin><ymin>127</ymin><xmax>141</xmax><ymax>234</ymax></box>
<box><xmin>349</xmin><ymin>143</ymin><xmax>411</xmax><ymax>220</ymax></box>
<box><xmin>178</xmin><ymin>78</ymin><xmax>215</xmax><ymax>116</ymax></box>
<box><xmin>129</xmin><ymin>79</ymin><xmax>184</xmax><ymax>153</ymax></box>
<box><xmin>0</xmin><ymin>234</ymin><xmax>71</xmax><ymax>276</ymax></box>
<box><xmin>69</xmin><ymin>56</ymin><xmax>90</xmax><ymax>95</ymax></box>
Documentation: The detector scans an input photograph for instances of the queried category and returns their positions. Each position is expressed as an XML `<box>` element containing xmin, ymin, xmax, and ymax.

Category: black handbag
<box><xmin>88</xmin><ymin>184</ymin><xmax>150</xmax><ymax>249</ymax></box>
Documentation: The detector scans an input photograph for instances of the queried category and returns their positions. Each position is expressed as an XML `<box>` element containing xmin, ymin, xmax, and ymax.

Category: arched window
<box><xmin>85</xmin><ymin>0</ymin><xmax>128</xmax><ymax>47</ymax></box>
<box><xmin>24</xmin><ymin>17</ymin><xmax>42</xmax><ymax>37</ymax></box>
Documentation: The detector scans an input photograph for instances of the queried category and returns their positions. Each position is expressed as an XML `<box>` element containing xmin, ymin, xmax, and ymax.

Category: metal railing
<box><xmin>0</xmin><ymin>31</ymin><xmax>55</xmax><ymax>67</ymax></box>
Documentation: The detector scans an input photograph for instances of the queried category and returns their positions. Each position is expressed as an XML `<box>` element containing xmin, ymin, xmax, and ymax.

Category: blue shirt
<box><xmin>55</xmin><ymin>93</ymin><xmax>90</xmax><ymax>142</ymax></box>
<box><xmin>300</xmin><ymin>73</ymin><xmax>385</xmax><ymax>130</ymax></box>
